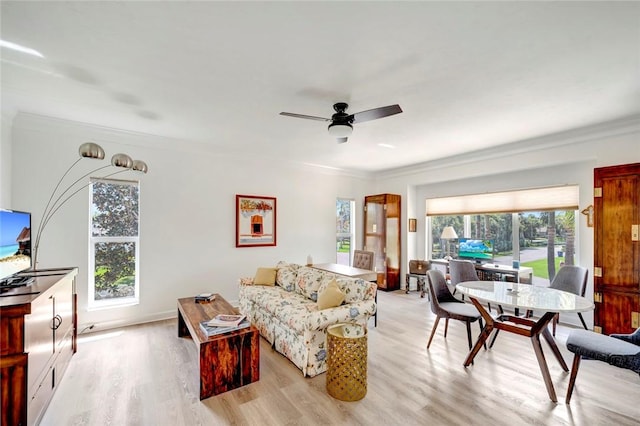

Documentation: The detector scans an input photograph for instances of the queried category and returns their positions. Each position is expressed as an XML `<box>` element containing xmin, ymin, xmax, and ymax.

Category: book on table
<box><xmin>195</xmin><ymin>293</ymin><xmax>216</xmax><ymax>302</ymax></box>
<box><xmin>207</xmin><ymin>314</ymin><xmax>246</xmax><ymax>327</ymax></box>
<box><xmin>199</xmin><ymin>318</ymin><xmax>250</xmax><ymax>337</ymax></box>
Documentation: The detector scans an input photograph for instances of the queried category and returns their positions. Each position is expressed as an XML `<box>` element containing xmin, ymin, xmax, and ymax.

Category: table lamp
<box><xmin>440</xmin><ymin>226</ymin><xmax>458</xmax><ymax>260</ymax></box>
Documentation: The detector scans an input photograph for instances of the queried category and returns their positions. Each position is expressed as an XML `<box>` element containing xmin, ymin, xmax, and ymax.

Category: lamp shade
<box><xmin>78</xmin><ymin>142</ymin><xmax>105</xmax><ymax>160</ymax></box>
<box><xmin>111</xmin><ymin>153</ymin><xmax>133</xmax><ymax>168</ymax></box>
<box><xmin>132</xmin><ymin>160</ymin><xmax>148</xmax><ymax>173</ymax></box>
<box><xmin>327</xmin><ymin>122</ymin><xmax>353</xmax><ymax>138</ymax></box>
<box><xmin>440</xmin><ymin>226</ymin><xmax>458</xmax><ymax>239</ymax></box>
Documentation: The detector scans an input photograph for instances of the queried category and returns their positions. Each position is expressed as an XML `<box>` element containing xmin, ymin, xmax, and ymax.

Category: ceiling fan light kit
<box><xmin>280</xmin><ymin>102</ymin><xmax>402</xmax><ymax>143</ymax></box>
<box><xmin>327</xmin><ymin>122</ymin><xmax>353</xmax><ymax>138</ymax></box>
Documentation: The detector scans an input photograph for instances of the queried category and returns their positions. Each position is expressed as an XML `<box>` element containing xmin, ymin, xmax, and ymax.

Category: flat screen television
<box><xmin>0</xmin><ymin>209</ymin><xmax>32</xmax><ymax>281</ymax></box>
<box><xmin>457</xmin><ymin>238</ymin><xmax>494</xmax><ymax>262</ymax></box>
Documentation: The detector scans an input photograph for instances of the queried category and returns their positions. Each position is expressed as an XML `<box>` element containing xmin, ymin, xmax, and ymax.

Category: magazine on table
<box><xmin>199</xmin><ymin>318</ymin><xmax>250</xmax><ymax>337</ymax></box>
<box><xmin>207</xmin><ymin>314</ymin><xmax>246</xmax><ymax>327</ymax></box>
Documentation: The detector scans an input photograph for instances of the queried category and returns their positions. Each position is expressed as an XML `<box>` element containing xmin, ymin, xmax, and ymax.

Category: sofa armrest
<box><xmin>307</xmin><ymin>300</ymin><xmax>377</xmax><ymax>331</ymax></box>
<box><xmin>239</xmin><ymin>277</ymin><xmax>254</xmax><ymax>286</ymax></box>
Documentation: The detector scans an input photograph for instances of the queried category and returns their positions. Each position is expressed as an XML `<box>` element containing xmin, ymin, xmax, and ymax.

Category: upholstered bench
<box><xmin>565</xmin><ymin>328</ymin><xmax>640</xmax><ymax>403</ymax></box>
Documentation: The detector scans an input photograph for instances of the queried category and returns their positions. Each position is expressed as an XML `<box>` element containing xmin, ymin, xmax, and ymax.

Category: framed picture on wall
<box><xmin>236</xmin><ymin>195</ymin><xmax>277</xmax><ymax>247</ymax></box>
<box><xmin>408</xmin><ymin>218</ymin><xmax>417</xmax><ymax>232</ymax></box>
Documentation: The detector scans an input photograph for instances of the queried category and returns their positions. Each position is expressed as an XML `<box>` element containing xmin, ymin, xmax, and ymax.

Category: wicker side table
<box><xmin>326</xmin><ymin>323</ymin><xmax>368</xmax><ymax>401</ymax></box>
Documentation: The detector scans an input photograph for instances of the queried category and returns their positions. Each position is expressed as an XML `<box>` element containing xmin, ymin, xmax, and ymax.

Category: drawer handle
<box><xmin>52</xmin><ymin>314</ymin><xmax>63</xmax><ymax>330</ymax></box>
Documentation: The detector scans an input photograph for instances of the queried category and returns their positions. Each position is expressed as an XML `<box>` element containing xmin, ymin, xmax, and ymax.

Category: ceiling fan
<box><xmin>280</xmin><ymin>102</ymin><xmax>402</xmax><ymax>143</ymax></box>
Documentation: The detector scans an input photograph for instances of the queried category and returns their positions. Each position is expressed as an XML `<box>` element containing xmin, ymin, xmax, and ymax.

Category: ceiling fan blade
<box><xmin>279</xmin><ymin>112</ymin><xmax>330</xmax><ymax>122</ymax></box>
<box><xmin>336</xmin><ymin>137</ymin><xmax>348</xmax><ymax>144</ymax></box>
<box><xmin>351</xmin><ymin>104</ymin><xmax>402</xmax><ymax>124</ymax></box>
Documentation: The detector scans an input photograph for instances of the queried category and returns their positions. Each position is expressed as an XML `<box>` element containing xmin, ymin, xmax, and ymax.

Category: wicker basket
<box><xmin>326</xmin><ymin>323</ymin><xmax>368</xmax><ymax>401</ymax></box>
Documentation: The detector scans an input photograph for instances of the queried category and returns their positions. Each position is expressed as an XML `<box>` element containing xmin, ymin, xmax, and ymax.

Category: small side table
<box><xmin>405</xmin><ymin>273</ymin><xmax>426</xmax><ymax>297</ymax></box>
<box><xmin>326</xmin><ymin>323</ymin><xmax>368</xmax><ymax>401</ymax></box>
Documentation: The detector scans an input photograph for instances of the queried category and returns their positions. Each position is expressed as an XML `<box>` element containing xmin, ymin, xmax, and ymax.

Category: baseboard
<box><xmin>78</xmin><ymin>309</ymin><xmax>176</xmax><ymax>334</ymax></box>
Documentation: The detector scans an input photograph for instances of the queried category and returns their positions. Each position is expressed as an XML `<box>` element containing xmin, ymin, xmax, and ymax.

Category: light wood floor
<box><xmin>41</xmin><ymin>290</ymin><xmax>640</xmax><ymax>426</ymax></box>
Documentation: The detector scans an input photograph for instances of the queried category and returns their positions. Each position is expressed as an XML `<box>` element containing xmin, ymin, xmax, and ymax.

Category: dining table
<box><xmin>455</xmin><ymin>280</ymin><xmax>594</xmax><ymax>402</ymax></box>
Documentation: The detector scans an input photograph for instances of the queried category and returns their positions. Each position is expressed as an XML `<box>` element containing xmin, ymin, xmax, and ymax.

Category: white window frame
<box><xmin>88</xmin><ymin>179</ymin><xmax>140</xmax><ymax>310</ymax></box>
<box><xmin>336</xmin><ymin>198</ymin><xmax>356</xmax><ymax>265</ymax></box>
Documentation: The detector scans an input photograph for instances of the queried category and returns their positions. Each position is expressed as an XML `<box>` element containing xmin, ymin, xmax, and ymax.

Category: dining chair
<box><xmin>449</xmin><ymin>259</ymin><xmax>498</xmax><ymax>312</ymax></box>
<box><xmin>449</xmin><ymin>259</ymin><xmax>479</xmax><ymax>291</ymax></box>
<box><xmin>527</xmin><ymin>265</ymin><xmax>589</xmax><ymax>335</ymax></box>
<box><xmin>565</xmin><ymin>328</ymin><xmax>640</xmax><ymax>403</ymax></box>
<box><xmin>352</xmin><ymin>250</ymin><xmax>374</xmax><ymax>271</ymax></box>
<box><xmin>426</xmin><ymin>269</ymin><xmax>485</xmax><ymax>350</ymax></box>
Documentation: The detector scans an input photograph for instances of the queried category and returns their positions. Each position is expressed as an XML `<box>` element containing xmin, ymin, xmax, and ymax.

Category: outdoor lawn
<box><xmin>521</xmin><ymin>257</ymin><xmax>565</xmax><ymax>279</ymax></box>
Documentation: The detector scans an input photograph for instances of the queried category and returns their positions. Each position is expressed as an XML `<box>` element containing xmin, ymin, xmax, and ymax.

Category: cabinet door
<box><xmin>25</xmin><ymin>294</ymin><xmax>54</xmax><ymax>394</ymax></box>
<box><xmin>384</xmin><ymin>194</ymin><xmax>401</xmax><ymax>290</ymax></box>
<box><xmin>594</xmin><ymin>163</ymin><xmax>640</xmax><ymax>334</ymax></box>
<box><xmin>364</xmin><ymin>196</ymin><xmax>387</xmax><ymax>275</ymax></box>
<box><xmin>54</xmin><ymin>276</ymin><xmax>74</xmax><ymax>349</ymax></box>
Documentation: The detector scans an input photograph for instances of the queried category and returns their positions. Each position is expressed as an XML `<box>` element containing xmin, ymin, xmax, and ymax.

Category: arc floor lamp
<box><xmin>32</xmin><ymin>142</ymin><xmax>149</xmax><ymax>268</ymax></box>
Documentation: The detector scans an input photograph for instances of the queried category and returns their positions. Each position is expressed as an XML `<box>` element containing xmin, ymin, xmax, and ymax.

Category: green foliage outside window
<box><xmin>94</xmin><ymin>242</ymin><xmax>136</xmax><ymax>299</ymax></box>
<box><xmin>336</xmin><ymin>199</ymin><xmax>352</xmax><ymax>254</ymax></box>
<box><xmin>92</xmin><ymin>181</ymin><xmax>139</xmax><ymax>237</ymax></box>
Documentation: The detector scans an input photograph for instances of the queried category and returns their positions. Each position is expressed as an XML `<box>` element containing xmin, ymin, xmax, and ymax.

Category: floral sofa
<box><xmin>238</xmin><ymin>261</ymin><xmax>377</xmax><ymax>377</ymax></box>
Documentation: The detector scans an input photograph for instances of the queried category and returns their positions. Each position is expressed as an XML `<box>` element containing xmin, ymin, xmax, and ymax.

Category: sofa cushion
<box><xmin>276</xmin><ymin>261</ymin><xmax>299</xmax><ymax>292</ymax></box>
<box><xmin>254</xmin><ymin>267</ymin><xmax>277</xmax><ymax>285</ymax></box>
<box><xmin>295</xmin><ymin>266</ymin><xmax>334</xmax><ymax>301</ymax></box>
<box><xmin>253</xmin><ymin>286</ymin><xmax>304</xmax><ymax>317</ymax></box>
<box><xmin>317</xmin><ymin>279</ymin><xmax>345</xmax><ymax>310</ymax></box>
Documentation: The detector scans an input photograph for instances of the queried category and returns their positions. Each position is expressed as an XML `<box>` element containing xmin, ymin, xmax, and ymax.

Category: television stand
<box><xmin>0</xmin><ymin>268</ymin><xmax>78</xmax><ymax>426</ymax></box>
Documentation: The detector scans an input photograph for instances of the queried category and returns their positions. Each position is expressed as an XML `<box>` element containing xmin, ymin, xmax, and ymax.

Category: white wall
<box><xmin>10</xmin><ymin>113</ymin><xmax>374</xmax><ymax>331</ymax></box>
<box><xmin>1</xmin><ymin>112</ymin><xmax>13</xmax><ymax>207</ymax></box>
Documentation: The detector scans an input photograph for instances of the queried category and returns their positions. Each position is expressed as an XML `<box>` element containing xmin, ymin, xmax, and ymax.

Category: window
<box><xmin>427</xmin><ymin>186</ymin><xmax>578</xmax><ymax>285</ymax></box>
<box><xmin>89</xmin><ymin>179</ymin><xmax>140</xmax><ymax>309</ymax></box>
<box><xmin>336</xmin><ymin>198</ymin><xmax>355</xmax><ymax>266</ymax></box>
<box><xmin>429</xmin><ymin>210</ymin><xmax>575</xmax><ymax>285</ymax></box>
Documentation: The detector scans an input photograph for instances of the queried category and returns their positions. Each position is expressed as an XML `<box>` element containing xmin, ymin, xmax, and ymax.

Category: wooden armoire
<box><xmin>593</xmin><ymin>163</ymin><xmax>640</xmax><ymax>334</ymax></box>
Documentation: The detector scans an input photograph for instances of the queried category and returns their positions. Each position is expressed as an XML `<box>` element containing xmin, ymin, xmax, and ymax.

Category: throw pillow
<box><xmin>317</xmin><ymin>279</ymin><xmax>345</xmax><ymax>310</ymax></box>
<box><xmin>254</xmin><ymin>267</ymin><xmax>277</xmax><ymax>286</ymax></box>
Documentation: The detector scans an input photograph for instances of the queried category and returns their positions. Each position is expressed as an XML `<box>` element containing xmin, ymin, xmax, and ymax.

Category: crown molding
<box><xmin>376</xmin><ymin>114</ymin><xmax>640</xmax><ymax>181</ymax></box>
<box><xmin>11</xmin><ymin>112</ymin><xmax>374</xmax><ymax>180</ymax></box>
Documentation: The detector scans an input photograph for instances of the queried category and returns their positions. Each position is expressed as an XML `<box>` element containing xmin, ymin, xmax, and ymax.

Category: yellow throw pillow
<box><xmin>254</xmin><ymin>267</ymin><xmax>277</xmax><ymax>286</ymax></box>
<box><xmin>317</xmin><ymin>279</ymin><xmax>345</xmax><ymax>310</ymax></box>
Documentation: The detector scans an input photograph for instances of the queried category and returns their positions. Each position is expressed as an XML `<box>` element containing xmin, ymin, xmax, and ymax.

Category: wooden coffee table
<box><xmin>177</xmin><ymin>295</ymin><xmax>259</xmax><ymax>399</ymax></box>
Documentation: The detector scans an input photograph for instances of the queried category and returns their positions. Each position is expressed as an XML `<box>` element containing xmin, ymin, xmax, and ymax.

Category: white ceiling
<box><xmin>1</xmin><ymin>2</ymin><xmax>639</xmax><ymax>173</ymax></box>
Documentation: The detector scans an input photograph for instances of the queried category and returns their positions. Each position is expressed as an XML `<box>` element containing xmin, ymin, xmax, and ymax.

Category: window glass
<box><xmin>89</xmin><ymin>179</ymin><xmax>140</xmax><ymax>308</ymax></box>
<box><xmin>518</xmin><ymin>210</ymin><xmax>576</xmax><ymax>284</ymax></box>
<box><xmin>428</xmin><ymin>206</ymin><xmax>577</xmax><ymax>286</ymax></box>
<box><xmin>336</xmin><ymin>199</ymin><xmax>355</xmax><ymax>266</ymax></box>
<box><xmin>430</xmin><ymin>215</ymin><xmax>463</xmax><ymax>259</ymax></box>
<box><xmin>469</xmin><ymin>213</ymin><xmax>513</xmax><ymax>263</ymax></box>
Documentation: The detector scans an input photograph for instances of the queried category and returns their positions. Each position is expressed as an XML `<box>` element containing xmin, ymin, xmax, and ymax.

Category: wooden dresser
<box><xmin>0</xmin><ymin>267</ymin><xmax>78</xmax><ymax>426</ymax></box>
